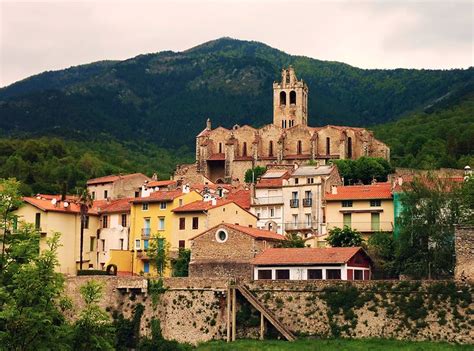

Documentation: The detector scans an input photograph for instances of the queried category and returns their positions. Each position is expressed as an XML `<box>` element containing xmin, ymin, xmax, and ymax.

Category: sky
<box><xmin>0</xmin><ymin>0</ymin><xmax>472</xmax><ymax>87</ymax></box>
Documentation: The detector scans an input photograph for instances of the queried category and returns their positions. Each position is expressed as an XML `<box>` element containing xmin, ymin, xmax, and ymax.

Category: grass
<box><xmin>196</xmin><ymin>339</ymin><xmax>472</xmax><ymax>351</ymax></box>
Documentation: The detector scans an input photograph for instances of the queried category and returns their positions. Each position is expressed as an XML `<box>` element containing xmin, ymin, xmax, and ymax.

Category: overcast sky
<box><xmin>0</xmin><ymin>0</ymin><xmax>472</xmax><ymax>87</ymax></box>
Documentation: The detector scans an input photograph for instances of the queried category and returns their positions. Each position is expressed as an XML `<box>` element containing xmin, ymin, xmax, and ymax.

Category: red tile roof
<box><xmin>132</xmin><ymin>189</ymin><xmax>186</xmax><ymax>204</ymax></box>
<box><xmin>252</xmin><ymin>247</ymin><xmax>367</xmax><ymax>265</ymax></box>
<box><xmin>325</xmin><ymin>183</ymin><xmax>392</xmax><ymax>201</ymax></box>
<box><xmin>172</xmin><ymin>199</ymin><xmax>233</xmax><ymax>212</ymax></box>
<box><xmin>146</xmin><ymin>180</ymin><xmax>177</xmax><ymax>188</ymax></box>
<box><xmin>97</xmin><ymin>198</ymin><xmax>132</xmax><ymax>214</ymax></box>
<box><xmin>207</xmin><ymin>153</ymin><xmax>225</xmax><ymax>161</ymax></box>
<box><xmin>256</xmin><ymin>177</ymin><xmax>286</xmax><ymax>189</ymax></box>
<box><xmin>87</xmin><ymin>173</ymin><xmax>148</xmax><ymax>185</ymax></box>
<box><xmin>190</xmin><ymin>223</ymin><xmax>284</xmax><ymax>241</ymax></box>
<box><xmin>23</xmin><ymin>196</ymin><xmax>99</xmax><ymax>215</ymax></box>
<box><xmin>226</xmin><ymin>189</ymin><xmax>251</xmax><ymax>209</ymax></box>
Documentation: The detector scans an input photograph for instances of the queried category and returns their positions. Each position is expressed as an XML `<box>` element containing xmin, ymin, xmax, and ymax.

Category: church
<box><xmin>174</xmin><ymin>67</ymin><xmax>390</xmax><ymax>184</ymax></box>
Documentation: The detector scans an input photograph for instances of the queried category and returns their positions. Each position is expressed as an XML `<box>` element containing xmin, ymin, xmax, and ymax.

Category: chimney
<box><xmin>61</xmin><ymin>182</ymin><xmax>67</xmax><ymax>201</ymax></box>
<box><xmin>152</xmin><ymin>173</ymin><xmax>158</xmax><ymax>181</ymax></box>
<box><xmin>211</xmin><ymin>198</ymin><xmax>217</xmax><ymax>206</ymax></box>
<box><xmin>331</xmin><ymin>185</ymin><xmax>338</xmax><ymax>195</ymax></box>
<box><xmin>206</xmin><ymin>118</ymin><xmax>212</xmax><ymax>130</ymax></box>
<box><xmin>398</xmin><ymin>176</ymin><xmax>403</xmax><ymax>186</ymax></box>
<box><xmin>182</xmin><ymin>184</ymin><xmax>190</xmax><ymax>194</ymax></box>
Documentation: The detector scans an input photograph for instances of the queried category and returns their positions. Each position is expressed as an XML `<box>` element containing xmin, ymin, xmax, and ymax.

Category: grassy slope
<box><xmin>197</xmin><ymin>339</ymin><xmax>472</xmax><ymax>351</ymax></box>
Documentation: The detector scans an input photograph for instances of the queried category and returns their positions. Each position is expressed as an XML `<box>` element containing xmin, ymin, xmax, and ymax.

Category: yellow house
<box><xmin>14</xmin><ymin>195</ymin><xmax>100</xmax><ymax>274</ymax></box>
<box><xmin>171</xmin><ymin>199</ymin><xmax>258</xmax><ymax>249</ymax></box>
<box><xmin>127</xmin><ymin>189</ymin><xmax>202</xmax><ymax>276</ymax></box>
<box><xmin>324</xmin><ymin>182</ymin><xmax>394</xmax><ymax>242</ymax></box>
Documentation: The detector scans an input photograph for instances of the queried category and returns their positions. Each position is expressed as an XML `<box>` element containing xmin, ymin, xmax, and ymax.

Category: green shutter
<box><xmin>371</xmin><ymin>213</ymin><xmax>380</xmax><ymax>231</ymax></box>
<box><xmin>343</xmin><ymin>213</ymin><xmax>351</xmax><ymax>227</ymax></box>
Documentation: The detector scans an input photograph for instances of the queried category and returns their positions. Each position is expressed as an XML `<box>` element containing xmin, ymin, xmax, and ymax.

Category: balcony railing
<box><xmin>285</xmin><ymin>222</ymin><xmax>314</xmax><ymax>231</ymax></box>
<box><xmin>136</xmin><ymin>250</ymin><xmax>149</xmax><ymax>260</ymax></box>
<box><xmin>303</xmin><ymin>198</ymin><xmax>312</xmax><ymax>207</ymax></box>
<box><xmin>141</xmin><ymin>228</ymin><xmax>151</xmax><ymax>238</ymax></box>
<box><xmin>289</xmin><ymin>199</ymin><xmax>299</xmax><ymax>208</ymax></box>
<box><xmin>252</xmin><ymin>196</ymin><xmax>284</xmax><ymax>205</ymax></box>
<box><xmin>326</xmin><ymin>221</ymin><xmax>394</xmax><ymax>232</ymax></box>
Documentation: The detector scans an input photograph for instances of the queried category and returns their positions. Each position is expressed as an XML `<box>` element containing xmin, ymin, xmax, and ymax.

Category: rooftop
<box><xmin>87</xmin><ymin>173</ymin><xmax>148</xmax><ymax>185</ymax></box>
<box><xmin>132</xmin><ymin>189</ymin><xmax>188</xmax><ymax>204</ymax></box>
<box><xmin>190</xmin><ymin>223</ymin><xmax>284</xmax><ymax>241</ymax></box>
<box><xmin>252</xmin><ymin>247</ymin><xmax>367</xmax><ymax>265</ymax></box>
<box><xmin>292</xmin><ymin>165</ymin><xmax>334</xmax><ymax>177</ymax></box>
<box><xmin>325</xmin><ymin>182</ymin><xmax>392</xmax><ymax>201</ymax></box>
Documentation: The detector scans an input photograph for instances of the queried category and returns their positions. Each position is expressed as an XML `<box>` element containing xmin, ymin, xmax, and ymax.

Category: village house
<box><xmin>324</xmin><ymin>182</ymin><xmax>394</xmax><ymax>240</ymax></box>
<box><xmin>174</xmin><ymin>67</ymin><xmax>390</xmax><ymax>184</ymax></box>
<box><xmin>87</xmin><ymin>173</ymin><xmax>150</xmax><ymax>200</ymax></box>
<box><xmin>252</xmin><ymin>247</ymin><xmax>372</xmax><ymax>280</ymax></box>
<box><xmin>189</xmin><ymin>223</ymin><xmax>284</xmax><ymax>279</ymax></box>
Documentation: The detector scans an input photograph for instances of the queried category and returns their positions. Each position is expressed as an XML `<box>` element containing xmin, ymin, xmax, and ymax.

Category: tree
<box><xmin>367</xmin><ymin>232</ymin><xmax>397</xmax><ymax>279</ymax></box>
<box><xmin>147</xmin><ymin>233</ymin><xmax>170</xmax><ymax>277</ymax></box>
<box><xmin>171</xmin><ymin>249</ymin><xmax>191</xmax><ymax>277</ymax></box>
<box><xmin>71</xmin><ymin>280</ymin><xmax>115</xmax><ymax>350</ymax></box>
<box><xmin>326</xmin><ymin>226</ymin><xmax>364</xmax><ymax>247</ymax></box>
<box><xmin>78</xmin><ymin>188</ymin><xmax>93</xmax><ymax>271</ymax></box>
<box><xmin>333</xmin><ymin>157</ymin><xmax>394</xmax><ymax>185</ymax></box>
<box><xmin>244</xmin><ymin>166</ymin><xmax>266</xmax><ymax>183</ymax></box>
<box><xmin>276</xmin><ymin>233</ymin><xmax>306</xmax><ymax>248</ymax></box>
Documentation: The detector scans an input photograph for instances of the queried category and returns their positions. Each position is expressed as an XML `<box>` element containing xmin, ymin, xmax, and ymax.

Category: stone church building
<box><xmin>174</xmin><ymin>67</ymin><xmax>390</xmax><ymax>184</ymax></box>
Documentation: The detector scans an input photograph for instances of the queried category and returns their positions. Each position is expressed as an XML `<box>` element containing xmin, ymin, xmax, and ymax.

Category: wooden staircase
<box><xmin>235</xmin><ymin>284</ymin><xmax>296</xmax><ymax>341</ymax></box>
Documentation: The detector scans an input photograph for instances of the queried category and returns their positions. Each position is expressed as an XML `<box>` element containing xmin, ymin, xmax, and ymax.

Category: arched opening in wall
<box><xmin>242</xmin><ymin>142</ymin><xmax>247</xmax><ymax>156</ymax></box>
<box><xmin>269</xmin><ymin>141</ymin><xmax>274</xmax><ymax>157</ymax></box>
<box><xmin>326</xmin><ymin>137</ymin><xmax>331</xmax><ymax>155</ymax></box>
<box><xmin>297</xmin><ymin>140</ymin><xmax>302</xmax><ymax>155</ymax></box>
<box><xmin>218</xmin><ymin>142</ymin><xmax>223</xmax><ymax>154</ymax></box>
<box><xmin>215</xmin><ymin>178</ymin><xmax>224</xmax><ymax>184</ymax></box>
<box><xmin>348</xmin><ymin>137</ymin><xmax>352</xmax><ymax>159</ymax></box>
<box><xmin>290</xmin><ymin>91</ymin><xmax>296</xmax><ymax>105</ymax></box>
<box><xmin>280</xmin><ymin>91</ymin><xmax>286</xmax><ymax>106</ymax></box>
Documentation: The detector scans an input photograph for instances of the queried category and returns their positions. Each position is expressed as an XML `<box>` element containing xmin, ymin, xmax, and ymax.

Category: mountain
<box><xmin>1</xmin><ymin>37</ymin><xmax>472</xmax><ymax>149</ymax></box>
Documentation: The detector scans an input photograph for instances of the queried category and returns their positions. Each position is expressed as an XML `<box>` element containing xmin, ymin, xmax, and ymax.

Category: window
<box><xmin>144</xmin><ymin>239</ymin><xmax>149</xmax><ymax>250</ymax></box>
<box><xmin>354</xmin><ymin>270</ymin><xmax>364</xmax><ymax>280</ymax></box>
<box><xmin>289</xmin><ymin>90</ymin><xmax>296</xmax><ymax>104</ymax></box>
<box><xmin>192</xmin><ymin>217</ymin><xmax>199</xmax><ymax>229</ymax></box>
<box><xmin>297</xmin><ymin>140</ymin><xmax>302</xmax><ymax>154</ymax></box>
<box><xmin>280</xmin><ymin>91</ymin><xmax>286</xmax><ymax>106</ymax></box>
<box><xmin>371</xmin><ymin>213</ymin><xmax>380</xmax><ymax>231</ymax></box>
<box><xmin>143</xmin><ymin>218</ymin><xmax>150</xmax><ymax>236</ymax></box>
<box><xmin>101</xmin><ymin>239</ymin><xmax>105</xmax><ymax>251</ymax></box>
<box><xmin>342</xmin><ymin>200</ymin><xmax>353</xmax><ymax>207</ymax></box>
<box><xmin>370</xmin><ymin>200</ymin><xmax>381</xmax><ymax>207</ymax></box>
<box><xmin>102</xmin><ymin>215</ymin><xmax>108</xmax><ymax>228</ymax></box>
<box><xmin>179</xmin><ymin>199</ymin><xmax>183</xmax><ymax>207</ymax></box>
<box><xmin>84</xmin><ymin>215</ymin><xmax>89</xmax><ymax>229</ymax></box>
<box><xmin>35</xmin><ymin>213</ymin><xmax>41</xmax><ymax>230</ymax></box>
<box><xmin>306</xmin><ymin>214</ymin><xmax>311</xmax><ymax>226</ymax></box>
<box><xmin>326</xmin><ymin>137</ymin><xmax>331</xmax><ymax>155</ymax></box>
<box><xmin>326</xmin><ymin>269</ymin><xmax>341</xmax><ymax>280</ymax></box>
<box><xmin>158</xmin><ymin>217</ymin><xmax>165</xmax><ymax>230</ymax></box>
<box><xmin>135</xmin><ymin>239</ymin><xmax>141</xmax><ymax>250</ymax></box>
<box><xmin>305</xmin><ymin>190</ymin><xmax>312</xmax><ymax>199</ymax></box>
<box><xmin>307</xmin><ymin>178</ymin><xmax>314</xmax><ymax>184</ymax></box>
<box><xmin>242</xmin><ymin>142</ymin><xmax>247</xmax><ymax>156</ymax></box>
<box><xmin>89</xmin><ymin>237</ymin><xmax>95</xmax><ymax>252</ymax></box>
<box><xmin>292</xmin><ymin>191</ymin><xmax>298</xmax><ymax>200</ymax></box>
<box><xmin>142</xmin><ymin>202</ymin><xmax>149</xmax><ymax>211</ymax></box>
<box><xmin>120</xmin><ymin>238</ymin><xmax>124</xmax><ymax>250</ymax></box>
<box><xmin>104</xmin><ymin>190</ymin><xmax>108</xmax><ymax>199</ymax></box>
<box><xmin>294</xmin><ymin>178</ymin><xmax>299</xmax><ymax>185</ymax></box>
<box><xmin>343</xmin><ymin>213</ymin><xmax>351</xmax><ymax>227</ymax></box>
<box><xmin>219</xmin><ymin>142</ymin><xmax>223</xmax><ymax>153</ymax></box>
<box><xmin>292</xmin><ymin>214</ymin><xmax>298</xmax><ymax>225</ymax></box>
<box><xmin>179</xmin><ymin>240</ymin><xmax>185</xmax><ymax>249</ymax></box>
<box><xmin>143</xmin><ymin>262</ymin><xmax>150</xmax><ymax>273</ymax></box>
<box><xmin>347</xmin><ymin>137</ymin><xmax>353</xmax><ymax>159</ymax></box>
<box><xmin>258</xmin><ymin>270</ymin><xmax>272</xmax><ymax>280</ymax></box>
<box><xmin>215</xmin><ymin>229</ymin><xmax>228</xmax><ymax>243</ymax></box>
<box><xmin>308</xmin><ymin>269</ymin><xmax>322</xmax><ymax>280</ymax></box>
<box><xmin>270</xmin><ymin>208</ymin><xmax>275</xmax><ymax>217</ymax></box>
<box><xmin>269</xmin><ymin>141</ymin><xmax>274</xmax><ymax>157</ymax></box>
<box><xmin>276</xmin><ymin>269</ymin><xmax>290</xmax><ymax>280</ymax></box>
<box><xmin>179</xmin><ymin>218</ymin><xmax>186</xmax><ymax>230</ymax></box>
<box><xmin>135</xmin><ymin>191</ymin><xmax>140</xmax><ymax>198</ymax></box>
<box><xmin>160</xmin><ymin>202</ymin><xmax>167</xmax><ymax>210</ymax></box>
<box><xmin>91</xmin><ymin>191</ymin><xmax>95</xmax><ymax>200</ymax></box>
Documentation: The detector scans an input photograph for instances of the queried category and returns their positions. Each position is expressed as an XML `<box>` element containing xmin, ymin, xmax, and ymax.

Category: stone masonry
<box><xmin>455</xmin><ymin>225</ymin><xmax>474</xmax><ymax>282</ymax></box>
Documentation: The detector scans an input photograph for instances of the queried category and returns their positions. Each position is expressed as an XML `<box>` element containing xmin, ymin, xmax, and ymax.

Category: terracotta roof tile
<box><xmin>87</xmin><ymin>173</ymin><xmax>148</xmax><ymax>185</ymax></box>
<box><xmin>190</xmin><ymin>223</ymin><xmax>284</xmax><ymax>241</ymax></box>
<box><xmin>146</xmin><ymin>180</ymin><xmax>177</xmax><ymax>188</ymax></box>
<box><xmin>208</xmin><ymin>153</ymin><xmax>226</xmax><ymax>161</ymax></box>
<box><xmin>132</xmin><ymin>189</ymin><xmax>185</xmax><ymax>204</ymax></box>
<box><xmin>23</xmin><ymin>195</ymin><xmax>99</xmax><ymax>215</ymax></box>
<box><xmin>325</xmin><ymin>183</ymin><xmax>392</xmax><ymax>201</ymax></box>
<box><xmin>252</xmin><ymin>247</ymin><xmax>366</xmax><ymax>265</ymax></box>
<box><xmin>97</xmin><ymin>198</ymin><xmax>132</xmax><ymax>214</ymax></box>
<box><xmin>226</xmin><ymin>189</ymin><xmax>251</xmax><ymax>209</ymax></box>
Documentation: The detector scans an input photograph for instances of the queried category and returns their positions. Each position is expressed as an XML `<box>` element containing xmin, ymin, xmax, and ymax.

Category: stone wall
<box><xmin>455</xmin><ymin>225</ymin><xmax>474</xmax><ymax>282</ymax></box>
<box><xmin>190</xmin><ymin>261</ymin><xmax>252</xmax><ymax>279</ymax></box>
<box><xmin>64</xmin><ymin>276</ymin><xmax>473</xmax><ymax>345</ymax></box>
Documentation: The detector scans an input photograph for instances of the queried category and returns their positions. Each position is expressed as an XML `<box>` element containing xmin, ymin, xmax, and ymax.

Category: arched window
<box><xmin>219</xmin><ymin>142</ymin><xmax>223</xmax><ymax>154</ymax></box>
<box><xmin>242</xmin><ymin>142</ymin><xmax>247</xmax><ymax>156</ymax></box>
<box><xmin>297</xmin><ymin>140</ymin><xmax>302</xmax><ymax>155</ymax></box>
<box><xmin>326</xmin><ymin>137</ymin><xmax>330</xmax><ymax>155</ymax></box>
<box><xmin>269</xmin><ymin>141</ymin><xmax>274</xmax><ymax>157</ymax></box>
<box><xmin>290</xmin><ymin>91</ymin><xmax>296</xmax><ymax>104</ymax></box>
<box><xmin>347</xmin><ymin>137</ymin><xmax>352</xmax><ymax>159</ymax></box>
<box><xmin>280</xmin><ymin>91</ymin><xmax>286</xmax><ymax>106</ymax></box>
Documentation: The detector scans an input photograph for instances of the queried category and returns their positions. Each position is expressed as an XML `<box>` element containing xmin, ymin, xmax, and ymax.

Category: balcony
<box><xmin>285</xmin><ymin>222</ymin><xmax>314</xmax><ymax>231</ymax></box>
<box><xmin>303</xmin><ymin>198</ymin><xmax>312</xmax><ymax>207</ymax></box>
<box><xmin>289</xmin><ymin>199</ymin><xmax>299</xmax><ymax>208</ymax></box>
<box><xmin>252</xmin><ymin>196</ymin><xmax>284</xmax><ymax>205</ymax></box>
<box><xmin>326</xmin><ymin>221</ymin><xmax>394</xmax><ymax>232</ymax></box>
<box><xmin>136</xmin><ymin>250</ymin><xmax>149</xmax><ymax>260</ymax></box>
<box><xmin>141</xmin><ymin>228</ymin><xmax>151</xmax><ymax>239</ymax></box>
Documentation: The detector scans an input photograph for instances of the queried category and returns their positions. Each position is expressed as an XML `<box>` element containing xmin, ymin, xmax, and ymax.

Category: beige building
<box><xmin>15</xmin><ymin>195</ymin><xmax>100</xmax><ymax>274</ymax></box>
<box><xmin>172</xmin><ymin>199</ymin><xmax>257</xmax><ymax>250</ymax></box>
<box><xmin>87</xmin><ymin>173</ymin><xmax>150</xmax><ymax>200</ymax></box>
<box><xmin>324</xmin><ymin>183</ymin><xmax>394</xmax><ymax>240</ymax></box>
<box><xmin>174</xmin><ymin>67</ymin><xmax>390</xmax><ymax>184</ymax></box>
<box><xmin>282</xmin><ymin>165</ymin><xmax>341</xmax><ymax>238</ymax></box>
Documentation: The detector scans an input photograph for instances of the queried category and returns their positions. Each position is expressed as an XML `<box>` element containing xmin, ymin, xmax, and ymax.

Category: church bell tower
<box><xmin>273</xmin><ymin>66</ymin><xmax>309</xmax><ymax>129</ymax></box>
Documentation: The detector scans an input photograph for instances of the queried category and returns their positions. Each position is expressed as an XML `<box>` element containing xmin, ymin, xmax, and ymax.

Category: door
<box><xmin>371</xmin><ymin>213</ymin><xmax>380</xmax><ymax>231</ymax></box>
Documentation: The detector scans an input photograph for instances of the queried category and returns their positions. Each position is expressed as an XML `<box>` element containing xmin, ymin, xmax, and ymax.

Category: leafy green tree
<box><xmin>71</xmin><ymin>280</ymin><xmax>115</xmax><ymax>350</ymax></box>
<box><xmin>171</xmin><ymin>249</ymin><xmax>191</xmax><ymax>277</ymax></box>
<box><xmin>147</xmin><ymin>234</ymin><xmax>170</xmax><ymax>277</ymax></box>
<box><xmin>333</xmin><ymin>157</ymin><xmax>394</xmax><ymax>185</ymax></box>
<box><xmin>326</xmin><ymin>226</ymin><xmax>364</xmax><ymax>247</ymax></box>
<box><xmin>367</xmin><ymin>232</ymin><xmax>397</xmax><ymax>279</ymax></box>
<box><xmin>276</xmin><ymin>233</ymin><xmax>306</xmax><ymax>248</ymax></box>
<box><xmin>244</xmin><ymin>166</ymin><xmax>266</xmax><ymax>183</ymax></box>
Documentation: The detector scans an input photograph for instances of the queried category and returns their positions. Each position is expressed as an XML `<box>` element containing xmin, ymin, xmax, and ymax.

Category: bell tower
<box><xmin>273</xmin><ymin>66</ymin><xmax>309</xmax><ymax>129</ymax></box>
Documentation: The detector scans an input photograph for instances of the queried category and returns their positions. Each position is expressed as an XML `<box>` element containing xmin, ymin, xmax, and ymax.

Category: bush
<box><xmin>77</xmin><ymin>269</ymin><xmax>108</xmax><ymax>276</ymax></box>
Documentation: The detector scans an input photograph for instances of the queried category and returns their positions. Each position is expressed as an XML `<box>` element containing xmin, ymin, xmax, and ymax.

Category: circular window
<box><xmin>215</xmin><ymin>229</ymin><xmax>228</xmax><ymax>243</ymax></box>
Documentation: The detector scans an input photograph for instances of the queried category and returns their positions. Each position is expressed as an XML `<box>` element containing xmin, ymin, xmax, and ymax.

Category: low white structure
<box><xmin>252</xmin><ymin>247</ymin><xmax>372</xmax><ymax>281</ymax></box>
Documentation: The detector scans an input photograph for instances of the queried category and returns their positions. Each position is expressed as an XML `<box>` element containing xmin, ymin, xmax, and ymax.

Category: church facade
<box><xmin>174</xmin><ymin>67</ymin><xmax>390</xmax><ymax>184</ymax></box>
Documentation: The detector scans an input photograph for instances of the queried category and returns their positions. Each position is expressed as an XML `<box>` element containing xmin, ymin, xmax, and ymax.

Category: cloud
<box><xmin>0</xmin><ymin>0</ymin><xmax>472</xmax><ymax>87</ymax></box>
